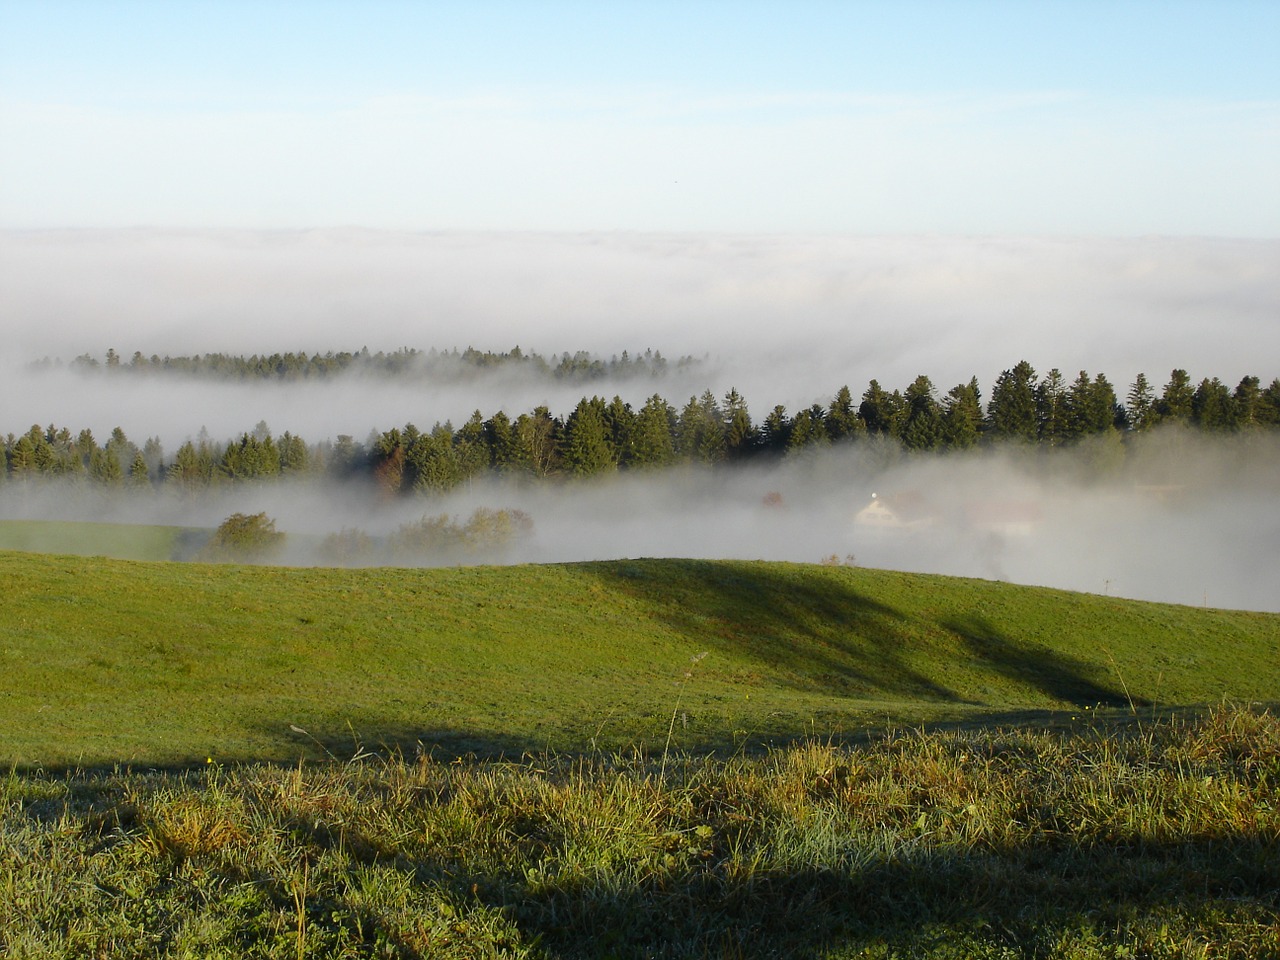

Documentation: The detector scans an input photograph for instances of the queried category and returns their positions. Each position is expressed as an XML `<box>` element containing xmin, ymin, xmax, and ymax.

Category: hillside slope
<box><xmin>3</xmin><ymin>552</ymin><xmax>1277</xmax><ymax>765</ymax></box>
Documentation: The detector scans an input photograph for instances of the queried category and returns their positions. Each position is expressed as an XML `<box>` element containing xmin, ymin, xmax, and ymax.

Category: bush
<box><xmin>197</xmin><ymin>512</ymin><xmax>285</xmax><ymax>562</ymax></box>
<box><xmin>389</xmin><ymin>507</ymin><xmax>534</xmax><ymax>561</ymax></box>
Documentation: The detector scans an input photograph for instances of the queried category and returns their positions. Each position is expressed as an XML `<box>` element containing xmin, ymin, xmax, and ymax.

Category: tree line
<box><xmin>3</xmin><ymin>363</ymin><xmax>1278</xmax><ymax>495</ymax></box>
<box><xmin>42</xmin><ymin>345</ymin><xmax>698</xmax><ymax>383</ymax></box>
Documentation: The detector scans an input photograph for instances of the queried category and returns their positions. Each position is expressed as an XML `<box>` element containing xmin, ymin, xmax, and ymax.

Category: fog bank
<box><xmin>3</xmin><ymin>230</ymin><xmax>1277</xmax><ymax>448</ymax></box>
<box><xmin>2</xmin><ymin>431</ymin><xmax>1276</xmax><ymax>614</ymax></box>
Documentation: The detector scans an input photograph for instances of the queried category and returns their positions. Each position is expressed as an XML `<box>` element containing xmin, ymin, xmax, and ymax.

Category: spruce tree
<box><xmin>1126</xmin><ymin>373</ymin><xmax>1155</xmax><ymax>431</ymax></box>
<box><xmin>562</xmin><ymin>396</ymin><xmax>615</xmax><ymax>476</ymax></box>
<box><xmin>986</xmin><ymin>361</ymin><xmax>1038</xmax><ymax>442</ymax></box>
<box><xmin>900</xmin><ymin>375</ymin><xmax>942</xmax><ymax>451</ymax></box>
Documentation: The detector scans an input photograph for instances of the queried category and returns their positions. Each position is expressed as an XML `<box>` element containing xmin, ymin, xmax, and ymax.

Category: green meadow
<box><xmin>3</xmin><ymin>545</ymin><xmax>1279</xmax><ymax>957</ymax></box>
<box><xmin>4</xmin><ymin>549</ymin><xmax>1278</xmax><ymax>767</ymax></box>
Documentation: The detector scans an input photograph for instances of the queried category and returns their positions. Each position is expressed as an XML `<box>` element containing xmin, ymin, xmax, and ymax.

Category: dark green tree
<box><xmin>826</xmin><ymin>385</ymin><xmax>864</xmax><ymax>442</ymax></box>
<box><xmin>631</xmin><ymin>394</ymin><xmax>677</xmax><ymax>467</ymax></box>
<box><xmin>561</xmin><ymin>397</ymin><xmax>615</xmax><ymax>476</ymax></box>
<box><xmin>941</xmin><ymin>378</ymin><xmax>982</xmax><ymax>449</ymax></box>
<box><xmin>722</xmin><ymin>388</ymin><xmax>756</xmax><ymax>458</ymax></box>
<box><xmin>986</xmin><ymin>361</ymin><xmax>1038</xmax><ymax>442</ymax></box>
<box><xmin>1192</xmin><ymin>377</ymin><xmax>1234</xmax><ymax>430</ymax></box>
<box><xmin>1126</xmin><ymin>373</ymin><xmax>1156</xmax><ymax>432</ymax></box>
<box><xmin>760</xmin><ymin>405</ymin><xmax>791</xmax><ymax>453</ymax></box>
<box><xmin>859</xmin><ymin>380</ymin><xmax>901</xmax><ymax>437</ymax></box>
<box><xmin>899</xmin><ymin>375</ymin><xmax>943</xmax><ymax>451</ymax></box>
<box><xmin>603</xmin><ymin>396</ymin><xmax>636</xmax><ymax>466</ymax></box>
<box><xmin>1036</xmin><ymin>368</ymin><xmax>1068</xmax><ymax>445</ymax></box>
<box><xmin>1232</xmin><ymin>376</ymin><xmax>1262</xmax><ymax>429</ymax></box>
<box><xmin>1156</xmin><ymin>369</ymin><xmax>1194</xmax><ymax>424</ymax></box>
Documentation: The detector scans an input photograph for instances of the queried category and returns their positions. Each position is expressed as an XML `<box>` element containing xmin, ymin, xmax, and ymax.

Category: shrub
<box><xmin>197</xmin><ymin>512</ymin><xmax>286</xmax><ymax>562</ymax></box>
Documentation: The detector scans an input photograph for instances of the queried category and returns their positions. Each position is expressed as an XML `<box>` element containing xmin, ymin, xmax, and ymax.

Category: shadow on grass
<box><xmin>589</xmin><ymin>558</ymin><xmax>962</xmax><ymax>703</ymax></box>
<box><xmin>588</xmin><ymin>559</ymin><xmax>1127</xmax><ymax>711</ymax></box>
<box><xmin>942</xmin><ymin>613</ymin><xmax>1131</xmax><ymax>708</ymax></box>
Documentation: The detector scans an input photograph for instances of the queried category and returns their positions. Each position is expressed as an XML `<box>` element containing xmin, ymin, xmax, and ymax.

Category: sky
<box><xmin>1</xmin><ymin>0</ymin><xmax>1278</xmax><ymax>234</ymax></box>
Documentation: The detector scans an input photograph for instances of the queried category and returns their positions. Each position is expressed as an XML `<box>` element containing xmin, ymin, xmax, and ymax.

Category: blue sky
<box><xmin>1</xmin><ymin>1</ymin><xmax>1277</xmax><ymax>234</ymax></box>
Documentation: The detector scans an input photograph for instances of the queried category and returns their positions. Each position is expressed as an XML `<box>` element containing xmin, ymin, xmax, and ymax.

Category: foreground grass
<box><xmin>4</xmin><ymin>551</ymin><xmax>1279</xmax><ymax>766</ymax></box>
<box><xmin>4</xmin><ymin>706</ymin><xmax>1278</xmax><ymax>958</ymax></box>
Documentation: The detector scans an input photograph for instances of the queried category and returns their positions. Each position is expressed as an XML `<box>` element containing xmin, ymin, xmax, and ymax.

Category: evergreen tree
<box><xmin>9</xmin><ymin>434</ymin><xmax>37</xmax><ymax>477</ymax></box>
<box><xmin>1036</xmin><ymin>368</ymin><xmax>1068</xmax><ymax>445</ymax></box>
<box><xmin>1126</xmin><ymin>373</ymin><xmax>1156</xmax><ymax>431</ymax></box>
<box><xmin>167</xmin><ymin>441</ymin><xmax>207</xmax><ymax>491</ymax></box>
<box><xmin>676</xmin><ymin>391</ymin><xmax>727</xmax><ymax>463</ymax></box>
<box><xmin>986</xmin><ymin>361</ymin><xmax>1038</xmax><ymax>442</ymax></box>
<box><xmin>1259</xmin><ymin>379</ymin><xmax>1280</xmax><ymax>426</ymax></box>
<box><xmin>561</xmin><ymin>396</ymin><xmax>615</xmax><ymax>476</ymax></box>
<box><xmin>129</xmin><ymin>451</ymin><xmax>151</xmax><ymax>488</ymax></box>
<box><xmin>826</xmin><ymin>385</ymin><xmax>864</xmax><ymax>442</ymax></box>
<box><xmin>142</xmin><ymin>436</ymin><xmax>165</xmax><ymax>476</ymax></box>
<box><xmin>899</xmin><ymin>375</ymin><xmax>943</xmax><ymax>451</ymax></box>
<box><xmin>1232</xmin><ymin>376</ymin><xmax>1262</xmax><ymax>429</ymax></box>
<box><xmin>89</xmin><ymin>446</ymin><xmax>123</xmax><ymax>485</ymax></box>
<box><xmin>409</xmin><ymin>424</ymin><xmax>466</xmax><ymax>494</ymax></box>
<box><xmin>722</xmin><ymin>388</ymin><xmax>756</xmax><ymax>458</ymax></box>
<box><xmin>760</xmin><ymin>405</ymin><xmax>791</xmax><ymax>452</ymax></box>
<box><xmin>859</xmin><ymin>380</ymin><xmax>901</xmax><ymax>437</ymax></box>
<box><xmin>941</xmin><ymin>378</ymin><xmax>982</xmax><ymax>449</ymax></box>
<box><xmin>455</xmin><ymin>411</ymin><xmax>492</xmax><ymax>479</ymax></box>
<box><xmin>603</xmin><ymin>396</ymin><xmax>636</xmax><ymax>466</ymax></box>
<box><xmin>1192</xmin><ymin>377</ymin><xmax>1234</xmax><ymax>430</ymax></box>
<box><xmin>485</xmin><ymin>411</ymin><xmax>525</xmax><ymax>473</ymax></box>
<box><xmin>1156</xmin><ymin>369</ymin><xmax>1194</xmax><ymax>423</ymax></box>
<box><xmin>278</xmin><ymin>432</ymin><xmax>309</xmax><ymax>473</ymax></box>
<box><xmin>327</xmin><ymin>435</ymin><xmax>364</xmax><ymax>478</ymax></box>
<box><xmin>787</xmin><ymin>405</ymin><xmax>829</xmax><ymax>451</ymax></box>
<box><xmin>631</xmin><ymin>394</ymin><xmax>677</xmax><ymax>467</ymax></box>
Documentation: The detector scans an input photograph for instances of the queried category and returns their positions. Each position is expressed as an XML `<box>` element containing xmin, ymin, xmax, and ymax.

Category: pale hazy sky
<box><xmin>2</xmin><ymin>1</ymin><xmax>1277</xmax><ymax>234</ymax></box>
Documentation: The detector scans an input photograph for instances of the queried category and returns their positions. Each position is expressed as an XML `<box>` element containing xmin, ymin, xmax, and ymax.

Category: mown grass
<box><xmin>3</xmin><ymin>706</ymin><xmax>1278</xmax><ymax>958</ymax></box>
<box><xmin>3</xmin><ymin>551</ymin><xmax>1279</xmax><ymax>766</ymax></box>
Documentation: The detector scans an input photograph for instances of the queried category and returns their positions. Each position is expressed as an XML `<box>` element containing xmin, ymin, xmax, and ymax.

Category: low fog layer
<box><xmin>3</xmin><ymin>230</ymin><xmax>1276</xmax><ymax>612</ymax></box>
<box><xmin>2</xmin><ymin>431</ymin><xmax>1276</xmax><ymax>614</ymax></box>
<box><xmin>3</xmin><ymin>230</ymin><xmax>1278</xmax><ymax>448</ymax></box>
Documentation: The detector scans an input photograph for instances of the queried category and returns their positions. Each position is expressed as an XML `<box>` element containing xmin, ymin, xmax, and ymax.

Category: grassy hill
<box><xmin>4</xmin><ymin>550</ymin><xmax>1277</xmax><ymax>767</ymax></box>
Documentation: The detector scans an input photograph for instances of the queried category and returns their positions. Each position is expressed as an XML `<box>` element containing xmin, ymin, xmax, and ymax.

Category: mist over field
<box><xmin>1</xmin><ymin>230</ymin><xmax>1277</xmax><ymax>612</ymax></box>
<box><xmin>1</xmin><ymin>428</ymin><xmax>1276</xmax><ymax>615</ymax></box>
